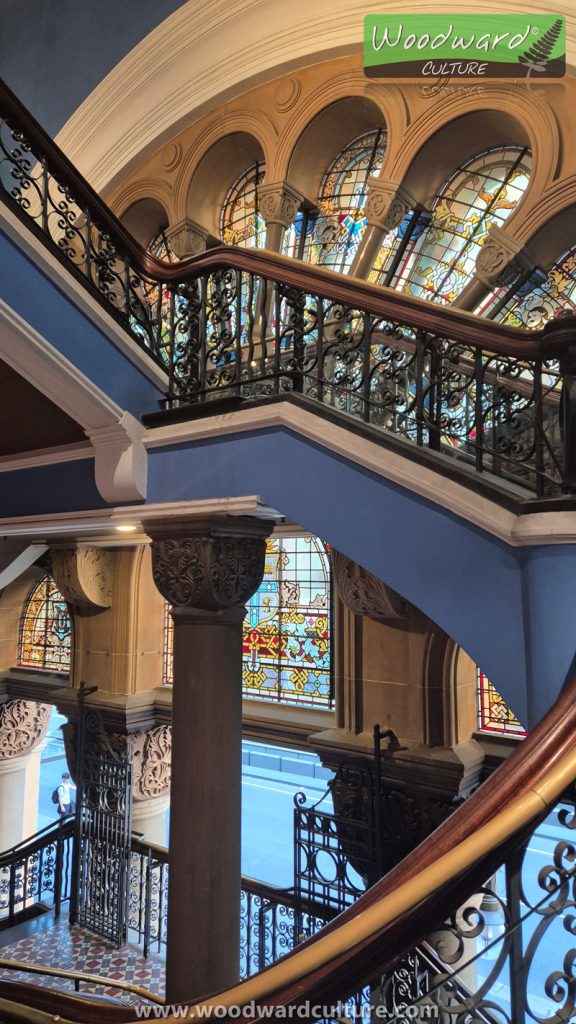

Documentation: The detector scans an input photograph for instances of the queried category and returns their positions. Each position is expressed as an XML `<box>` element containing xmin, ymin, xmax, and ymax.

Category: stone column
<box><xmin>148</xmin><ymin>516</ymin><xmax>272</xmax><ymax>1004</ymax></box>
<box><xmin>131</xmin><ymin>794</ymin><xmax>169</xmax><ymax>846</ymax></box>
<box><xmin>0</xmin><ymin>700</ymin><xmax>51</xmax><ymax>851</ymax></box>
<box><xmin>352</xmin><ymin>180</ymin><xmax>417</xmax><ymax>280</ymax></box>
<box><xmin>259</xmin><ymin>182</ymin><xmax>307</xmax><ymax>253</ymax></box>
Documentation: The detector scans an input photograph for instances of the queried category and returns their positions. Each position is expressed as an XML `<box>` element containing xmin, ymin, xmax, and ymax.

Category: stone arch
<box><xmin>117</xmin><ymin>194</ymin><xmax>171</xmax><ymax>248</ymax></box>
<box><xmin>173</xmin><ymin>112</ymin><xmax>276</xmax><ymax>226</ymax></box>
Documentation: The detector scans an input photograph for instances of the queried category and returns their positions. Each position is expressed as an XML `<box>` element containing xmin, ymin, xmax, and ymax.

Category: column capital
<box><xmin>475</xmin><ymin>225</ymin><xmax>534</xmax><ymax>288</ymax></box>
<box><xmin>165</xmin><ymin>218</ymin><xmax>209</xmax><ymax>259</ymax></box>
<box><xmin>258</xmin><ymin>181</ymin><xmax>307</xmax><ymax>228</ymax></box>
<box><xmin>147</xmin><ymin>516</ymin><xmax>272</xmax><ymax>611</ymax></box>
<box><xmin>364</xmin><ymin>180</ymin><xmax>417</xmax><ymax>232</ymax></box>
<box><xmin>0</xmin><ymin>699</ymin><xmax>51</xmax><ymax>760</ymax></box>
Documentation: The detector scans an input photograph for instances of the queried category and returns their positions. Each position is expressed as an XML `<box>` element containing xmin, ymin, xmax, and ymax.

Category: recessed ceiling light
<box><xmin>115</xmin><ymin>524</ymin><xmax>138</xmax><ymax>533</ymax></box>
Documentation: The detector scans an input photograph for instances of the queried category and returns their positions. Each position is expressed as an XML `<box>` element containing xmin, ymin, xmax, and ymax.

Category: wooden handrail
<box><xmin>1</xmin><ymin>76</ymin><xmax>576</xmax><ymax>362</ymax></box>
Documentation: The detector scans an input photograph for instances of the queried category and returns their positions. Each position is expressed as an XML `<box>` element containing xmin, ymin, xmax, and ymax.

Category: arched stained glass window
<box><xmin>477</xmin><ymin>669</ymin><xmax>526</xmax><ymax>737</ymax></box>
<box><xmin>18</xmin><ymin>575</ymin><xmax>72</xmax><ymax>673</ymax></box>
<box><xmin>163</xmin><ymin>536</ymin><xmax>333</xmax><ymax>708</ymax></box>
<box><xmin>372</xmin><ymin>146</ymin><xmax>531</xmax><ymax>304</ymax></box>
<box><xmin>221</xmin><ymin>162</ymin><xmax>266</xmax><ymax>248</ymax></box>
<box><xmin>243</xmin><ymin>536</ymin><xmax>332</xmax><ymax>707</ymax></box>
<box><xmin>490</xmin><ymin>245</ymin><xmax>576</xmax><ymax>329</ymax></box>
<box><xmin>285</xmin><ymin>130</ymin><xmax>387</xmax><ymax>274</ymax></box>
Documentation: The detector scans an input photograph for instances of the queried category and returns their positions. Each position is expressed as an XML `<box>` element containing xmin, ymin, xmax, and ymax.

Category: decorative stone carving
<box><xmin>124</xmin><ymin>725</ymin><xmax>171</xmax><ymax>801</ymax></box>
<box><xmin>148</xmin><ymin>517</ymin><xmax>272</xmax><ymax>611</ymax></box>
<box><xmin>51</xmin><ymin>547</ymin><xmax>113</xmax><ymax>610</ymax></box>
<box><xmin>364</xmin><ymin>181</ymin><xmax>417</xmax><ymax>232</ymax></box>
<box><xmin>166</xmin><ymin>218</ymin><xmax>208</xmax><ymax>259</ymax></box>
<box><xmin>273</xmin><ymin>77</ymin><xmax>301</xmax><ymax>112</ymax></box>
<box><xmin>475</xmin><ymin>225</ymin><xmax>532</xmax><ymax>288</ymax></box>
<box><xmin>162</xmin><ymin>141</ymin><xmax>183</xmax><ymax>172</ymax></box>
<box><xmin>0</xmin><ymin>700</ymin><xmax>51</xmax><ymax>759</ymax></box>
<box><xmin>258</xmin><ymin>182</ymin><xmax>307</xmax><ymax>228</ymax></box>
<box><xmin>330</xmin><ymin>549</ymin><xmax>408</xmax><ymax>622</ymax></box>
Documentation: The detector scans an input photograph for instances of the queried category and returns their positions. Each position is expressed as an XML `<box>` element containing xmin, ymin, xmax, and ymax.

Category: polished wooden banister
<box><xmin>1</xmin><ymin>76</ymin><xmax>575</xmax><ymax>362</ymax></box>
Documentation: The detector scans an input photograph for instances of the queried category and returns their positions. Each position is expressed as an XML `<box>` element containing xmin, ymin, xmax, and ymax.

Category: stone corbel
<box><xmin>165</xmin><ymin>218</ymin><xmax>209</xmax><ymax>259</ymax></box>
<box><xmin>0</xmin><ymin>699</ymin><xmax>51</xmax><ymax>759</ymax></box>
<box><xmin>475</xmin><ymin>225</ymin><xmax>533</xmax><ymax>289</ymax></box>
<box><xmin>258</xmin><ymin>182</ymin><xmax>308</xmax><ymax>229</ymax></box>
<box><xmin>330</xmin><ymin>549</ymin><xmax>409</xmax><ymax>622</ymax></box>
<box><xmin>51</xmin><ymin>547</ymin><xmax>113</xmax><ymax>611</ymax></box>
<box><xmin>364</xmin><ymin>181</ymin><xmax>417</xmax><ymax>233</ymax></box>
<box><xmin>89</xmin><ymin>411</ymin><xmax>147</xmax><ymax>502</ymax></box>
<box><xmin>122</xmin><ymin>725</ymin><xmax>171</xmax><ymax>801</ymax></box>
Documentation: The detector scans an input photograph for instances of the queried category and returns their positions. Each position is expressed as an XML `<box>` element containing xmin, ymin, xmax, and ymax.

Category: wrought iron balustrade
<box><xmin>2</xmin><ymin>80</ymin><xmax>576</xmax><ymax>498</ymax></box>
<box><xmin>0</xmin><ymin>818</ymin><xmax>74</xmax><ymax>927</ymax></box>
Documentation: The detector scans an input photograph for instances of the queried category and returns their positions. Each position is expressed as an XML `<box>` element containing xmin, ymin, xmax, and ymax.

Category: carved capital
<box><xmin>121</xmin><ymin>725</ymin><xmax>172</xmax><ymax>801</ymax></box>
<box><xmin>330</xmin><ymin>549</ymin><xmax>408</xmax><ymax>622</ymax></box>
<box><xmin>148</xmin><ymin>516</ymin><xmax>272</xmax><ymax>611</ymax></box>
<box><xmin>51</xmin><ymin>547</ymin><xmax>113</xmax><ymax>610</ymax></box>
<box><xmin>0</xmin><ymin>699</ymin><xmax>51</xmax><ymax>759</ymax></box>
<box><xmin>364</xmin><ymin>181</ymin><xmax>416</xmax><ymax>232</ymax></box>
<box><xmin>258</xmin><ymin>182</ymin><xmax>306</xmax><ymax>228</ymax></box>
<box><xmin>475</xmin><ymin>225</ymin><xmax>532</xmax><ymax>288</ymax></box>
<box><xmin>166</xmin><ymin>218</ymin><xmax>208</xmax><ymax>259</ymax></box>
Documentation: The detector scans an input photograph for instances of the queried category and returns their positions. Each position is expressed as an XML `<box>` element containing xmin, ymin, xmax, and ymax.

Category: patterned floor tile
<box><xmin>0</xmin><ymin>916</ymin><xmax>165</xmax><ymax>1007</ymax></box>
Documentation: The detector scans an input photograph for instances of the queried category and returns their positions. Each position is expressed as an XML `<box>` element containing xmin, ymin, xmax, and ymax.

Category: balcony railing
<box><xmin>2</xmin><ymin>80</ymin><xmax>576</xmax><ymax>499</ymax></box>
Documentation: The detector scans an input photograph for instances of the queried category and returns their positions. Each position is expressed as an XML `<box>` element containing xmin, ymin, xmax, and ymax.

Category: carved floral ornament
<box><xmin>365</xmin><ymin>182</ymin><xmax>415</xmax><ymax>232</ymax></box>
<box><xmin>330</xmin><ymin>549</ymin><xmax>409</xmax><ymax>622</ymax></box>
<box><xmin>51</xmin><ymin>547</ymin><xmax>113</xmax><ymax>610</ymax></box>
<box><xmin>258</xmin><ymin>184</ymin><xmax>305</xmax><ymax>228</ymax></box>
<box><xmin>124</xmin><ymin>725</ymin><xmax>172</xmax><ymax>801</ymax></box>
<box><xmin>149</xmin><ymin>519</ymin><xmax>272</xmax><ymax>610</ymax></box>
<box><xmin>0</xmin><ymin>700</ymin><xmax>51</xmax><ymax>759</ymax></box>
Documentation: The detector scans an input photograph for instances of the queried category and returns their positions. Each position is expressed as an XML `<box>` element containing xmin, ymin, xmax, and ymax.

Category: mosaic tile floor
<box><xmin>0</xmin><ymin>915</ymin><xmax>165</xmax><ymax>1006</ymax></box>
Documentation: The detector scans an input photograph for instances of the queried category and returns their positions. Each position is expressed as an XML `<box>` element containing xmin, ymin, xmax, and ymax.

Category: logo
<box><xmin>364</xmin><ymin>15</ymin><xmax>565</xmax><ymax>79</ymax></box>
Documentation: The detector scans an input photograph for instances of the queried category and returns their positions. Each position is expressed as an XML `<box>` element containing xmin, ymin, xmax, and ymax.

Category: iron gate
<box><xmin>71</xmin><ymin>687</ymin><xmax>133</xmax><ymax>947</ymax></box>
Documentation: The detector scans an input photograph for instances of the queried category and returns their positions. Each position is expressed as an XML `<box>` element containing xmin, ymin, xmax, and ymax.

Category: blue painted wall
<box><xmin>0</xmin><ymin>229</ymin><xmax>164</xmax><ymax>417</ymax></box>
<box><xmin>0</xmin><ymin>1</ymin><xmax>187</xmax><ymax>138</ymax></box>
<box><xmin>0</xmin><ymin>459</ymin><xmax>109</xmax><ymax>515</ymax></box>
<box><xmin>147</xmin><ymin>427</ymin><xmax>576</xmax><ymax>728</ymax></box>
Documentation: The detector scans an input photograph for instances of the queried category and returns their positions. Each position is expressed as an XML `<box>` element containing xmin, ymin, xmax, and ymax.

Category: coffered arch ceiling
<box><xmin>55</xmin><ymin>1</ymin><xmax>576</xmax><ymax>197</ymax></box>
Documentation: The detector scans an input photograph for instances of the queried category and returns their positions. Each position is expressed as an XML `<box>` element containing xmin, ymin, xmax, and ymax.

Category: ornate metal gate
<box><xmin>72</xmin><ymin>686</ymin><xmax>133</xmax><ymax>947</ymax></box>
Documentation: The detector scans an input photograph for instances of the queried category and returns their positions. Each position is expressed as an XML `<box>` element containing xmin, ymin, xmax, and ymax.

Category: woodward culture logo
<box><xmin>364</xmin><ymin>14</ymin><xmax>565</xmax><ymax>79</ymax></box>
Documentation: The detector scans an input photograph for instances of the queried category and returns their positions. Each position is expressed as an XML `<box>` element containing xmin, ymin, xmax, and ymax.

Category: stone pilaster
<box><xmin>148</xmin><ymin>515</ymin><xmax>272</xmax><ymax>1004</ymax></box>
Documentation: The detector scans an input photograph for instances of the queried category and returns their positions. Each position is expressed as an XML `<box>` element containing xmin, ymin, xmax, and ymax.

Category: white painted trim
<box><xmin>0</xmin><ymin>300</ymin><xmax>122</xmax><ymax>430</ymax></box>
<box><xmin>144</xmin><ymin>403</ymin><xmax>576</xmax><ymax>547</ymax></box>
<box><xmin>0</xmin><ymin>544</ymin><xmax>48</xmax><ymax>589</ymax></box>
<box><xmin>0</xmin><ymin>204</ymin><xmax>167</xmax><ymax>391</ymax></box>
<box><xmin>0</xmin><ymin>496</ymin><xmax>281</xmax><ymax>540</ymax></box>
<box><xmin>0</xmin><ymin>443</ymin><xmax>93</xmax><ymax>473</ymax></box>
<box><xmin>55</xmin><ymin>0</ymin><xmax>576</xmax><ymax>195</ymax></box>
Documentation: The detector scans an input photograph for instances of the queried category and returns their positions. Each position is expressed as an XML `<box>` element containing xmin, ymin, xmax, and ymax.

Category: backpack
<box><xmin>51</xmin><ymin>787</ymin><xmax>60</xmax><ymax>805</ymax></box>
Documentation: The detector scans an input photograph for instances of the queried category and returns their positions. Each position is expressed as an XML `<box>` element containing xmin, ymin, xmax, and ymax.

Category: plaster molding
<box><xmin>88</xmin><ymin>411</ymin><xmax>148</xmax><ymax>502</ymax></box>
<box><xmin>0</xmin><ymin>443</ymin><xmax>93</xmax><ymax>474</ymax></box>
<box><xmin>0</xmin><ymin>204</ymin><xmax>167</xmax><ymax>392</ymax></box>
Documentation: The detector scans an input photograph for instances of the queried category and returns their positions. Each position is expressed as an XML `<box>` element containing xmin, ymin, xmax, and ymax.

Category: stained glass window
<box><xmin>18</xmin><ymin>575</ymin><xmax>72</xmax><ymax>673</ymax></box>
<box><xmin>163</xmin><ymin>536</ymin><xmax>333</xmax><ymax>709</ymax></box>
<box><xmin>286</xmin><ymin>130</ymin><xmax>387</xmax><ymax>274</ymax></box>
<box><xmin>477</xmin><ymin>670</ymin><xmax>526</xmax><ymax>737</ymax></box>
<box><xmin>491</xmin><ymin>245</ymin><xmax>576</xmax><ymax>329</ymax></box>
<box><xmin>221</xmin><ymin>163</ymin><xmax>266</xmax><ymax>248</ymax></box>
<box><xmin>373</xmin><ymin>147</ymin><xmax>531</xmax><ymax>304</ymax></box>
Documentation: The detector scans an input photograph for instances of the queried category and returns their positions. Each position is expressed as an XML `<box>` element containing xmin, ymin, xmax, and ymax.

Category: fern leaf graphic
<box><xmin>520</xmin><ymin>18</ymin><xmax>563</xmax><ymax>68</ymax></box>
